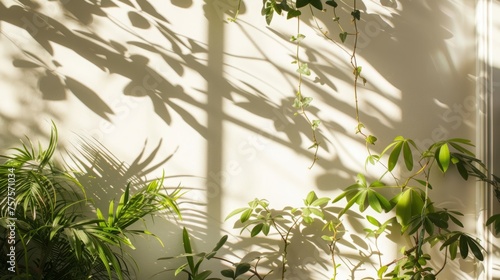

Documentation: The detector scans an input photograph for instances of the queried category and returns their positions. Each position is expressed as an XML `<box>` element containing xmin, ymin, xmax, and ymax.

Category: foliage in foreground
<box><xmin>162</xmin><ymin>135</ymin><xmax>499</xmax><ymax>280</ymax></box>
<box><xmin>0</xmin><ymin>124</ymin><xmax>182</xmax><ymax>280</ymax></box>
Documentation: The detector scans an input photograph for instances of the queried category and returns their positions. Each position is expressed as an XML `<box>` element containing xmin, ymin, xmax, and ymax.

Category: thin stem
<box><xmin>280</xmin><ymin>217</ymin><xmax>300</xmax><ymax>280</ymax></box>
<box><xmin>294</xmin><ymin>16</ymin><xmax>320</xmax><ymax>168</ymax></box>
<box><xmin>434</xmin><ymin>249</ymin><xmax>448</xmax><ymax>276</ymax></box>
<box><xmin>350</xmin><ymin>0</ymin><xmax>363</xmax><ymax>131</ymax></box>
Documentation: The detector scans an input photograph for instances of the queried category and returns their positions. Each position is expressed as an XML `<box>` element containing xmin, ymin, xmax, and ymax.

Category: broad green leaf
<box><xmin>309</xmin><ymin>207</ymin><xmax>324</xmax><ymax>219</ymax></box>
<box><xmin>311</xmin><ymin>197</ymin><xmax>330</xmax><ymax>207</ymax></box>
<box><xmin>388</xmin><ymin>142</ymin><xmax>403</xmax><ymax>171</ymax></box>
<box><xmin>305</xmin><ymin>191</ymin><xmax>316</xmax><ymax>205</ymax></box>
<box><xmin>373</xmin><ymin>191</ymin><xmax>391</xmax><ymax>212</ymax></box>
<box><xmin>325</xmin><ymin>0</ymin><xmax>338</xmax><ymax>7</ymax></box>
<box><xmin>378</xmin><ymin>265</ymin><xmax>388</xmax><ymax>279</ymax></box>
<box><xmin>486</xmin><ymin>214</ymin><xmax>500</xmax><ymax>234</ymax></box>
<box><xmin>367</xmin><ymin>191</ymin><xmax>382</xmax><ymax>213</ymax></box>
<box><xmin>449</xmin><ymin>214</ymin><xmax>464</xmax><ymax>228</ymax></box>
<box><xmin>221</xmin><ymin>269</ymin><xmax>234</xmax><ymax>278</ymax></box>
<box><xmin>296</xmin><ymin>0</ymin><xmax>309</xmax><ymax>8</ymax></box>
<box><xmin>449</xmin><ymin>241</ymin><xmax>458</xmax><ymax>260</ymax></box>
<box><xmin>264</xmin><ymin>6</ymin><xmax>274</xmax><ymax>25</ymax></box>
<box><xmin>339</xmin><ymin>192</ymin><xmax>362</xmax><ymax>217</ymax></box>
<box><xmin>440</xmin><ymin>232</ymin><xmax>460</xmax><ymax>248</ymax></box>
<box><xmin>459</xmin><ymin>235</ymin><xmax>468</xmax><ymax>259</ymax></box>
<box><xmin>309</xmin><ymin>0</ymin><xmax>323</xmax><ymax>10</ymax></box>
<box><xmin>339</xmin><ymin>32</ymin><xmax>348</xmax><ymax>43</ymax></box>
<box><xmin>395</xmin><ymin>188</ymin><xmax>424</xmax><ymax>227</ymax></box>
<box><xmin>240</xmin><ymin>208</ymin><xmax>253</xmax><ymax>223</ymax></box>
<box><xmin>436</xmin><ymin>143</ymin><xmax>451</xmax><ymax>172</ymax></box>
<box><xmin>427</xmin><ymin>213</ymin><xmax>448</xmax><ymax>229</ymax></box>
<box><xmin>467</xmin><ymin>237</ymin><xmax>484</xmax><ymax>261</ymax></box>
<box><xmin>356</xmin><ymin>190</ymin><xmax>368</xmax><ymax>212</ymax></box>
<box><xmin>251</xmin><ymin>223</ymin><xmax>263</xmax><ymax>237</ymax></box>
<box><xmin>366</xmin><ymin>135</ymin><xmax>377</xmax><ymax>145</ymax></box>
<box><xmin>455</xmin><ymin>162</ymin><xmax>469</xmax><ymax>180</ymax></box>
<box><xmin>235</xmin><ymin>263</ymin><xmax>251</xmax><ymax>277</ymax></box>
<box><xmin>262</xmin><ymin>223</ymin><xmax>270</xmax><ymax>235</ymax></box>
<box><xmin>351</xmin><ymin>9</ymin><xmax>361</xmax><ymax>20</ymax></box>
<box><xmin>356</xmin><ymin>173</ymin><xmax>367</xmax><ymax>187</ymax></box>
<box><xmin>403</xmin><ymin>141</ymin><xmax>414</xmax><ymax>171</ymax></box>
<box><xmin>366</xmin><ymin>215</ymin><xmax>380</xmax><ymax>227</ymax></box>
<box><xmin>287</xmin><ymin>9</ymin><xmax>301</xmax><ymax>19</ymax></box>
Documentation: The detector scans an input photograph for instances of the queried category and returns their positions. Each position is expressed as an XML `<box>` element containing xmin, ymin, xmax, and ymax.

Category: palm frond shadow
<box><xmin>66</xmin><ymin>135</ymin><xmax>186</xmax><ymax>211</ymax></box>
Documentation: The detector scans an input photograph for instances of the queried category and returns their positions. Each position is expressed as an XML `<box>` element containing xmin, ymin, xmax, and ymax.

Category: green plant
<box><xmin>160</xmin><ymin>227</ymin><xmax>267</xmax><ymax>280</ymax></box>
<box><xmin>220</xmin><ymin>1</ymin><xmax>500</xmax><ymax>278</ymax></box>
<box><xmin>220</xmin><ymin>135</ymin><xmax>500</xmax><ymax>279</ymax></box>
<box><xmin>0</xmin><ymin>124</ymin><xmax>182</xmax><ymax>280</ymax></box>
<box><xmin>225</xmin><ymin>191</ymin><xmax>335</xmax><ymax>280</ymax></box>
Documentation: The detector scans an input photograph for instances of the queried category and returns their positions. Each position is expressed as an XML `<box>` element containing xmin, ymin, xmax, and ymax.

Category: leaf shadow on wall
<box><xmin>66</xmin><ymin>135</ymin><xmax>192</xmax><ymax>276</ymax></box>
<box><xmin>0</xmin><ymin>0</ymin><xmax>484</xmax><ymax>279</ymax></box>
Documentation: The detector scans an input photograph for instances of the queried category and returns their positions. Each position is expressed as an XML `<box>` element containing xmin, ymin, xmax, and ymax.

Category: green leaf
<box><xmin>366</xmin><ymin>215</ymin><xmax>381</xmax><ymax>227</ymax></box>
<box><xmin>367</xmin><ymin>191</ymin><xmax>383</xmax><ymax>213</ymax></box>
<box><xmin>403</xmin><ymin>141</ymin><xmax>414</xmax><ymax>171</ymax></box>
<box><xmin>221</xmin><ymin>269</ymin><xmax>234</xmax><ymax>278</ymax></box>
<box><xmin>459</xmin><ymin>235</ymin><xmax>468</xmax><ymax>259</ymax></box>
<box><xmin>302</xmin><ymin>96</ymin><xmax>313</xmax><ymax>107</ymax></box>
<box><xmin>175</xmin><ymin>263</ymin><xmax>188</xmax><ymax>276</ymax></box>
<box><xmin>455</xmin><ymin>162</ymin><xmax>469</xmax><ymax>180</ymax></box>
<box><xmin>378</xmin><ymin>266</ymin><xmax>388</xmax><ymax>279</ymax></box>
<box><xmin>287</xmin><ymin>9</ymin><xmax>301</xmax><ymax>19</ymax></box>
<box><xmin>449</xmin><ymin>240</ymin><xmax>458</xmax><ymax>260</ymax></box>
<box><xmin>311</xmin><ymin>119</ymin><xmax>321</xmax><ymax>130</ymax></box>
<box><xmin>262</xmin><ymin>223</ymin><xmax>271</xmax><ymax>235</ymax></box>
<box><xmin>290</xmin><ymin>33</ymin><xmax>306</xmax><ymax>42</ymax></box>
<box><xmin>366</xmin><ymin>135</ymin><xmax>377</xmax><ymax>145</ymax></box>
<box><xmin>297</xmin><ymin>63</ymin><xmax>311</xmax><ymax>76</ymax></box>
<box><xmin>296</xmin><ymin>0</ymin><xmax>309</xmax><ymax>8</ymax></box>
<box><xmin>448</xmin><ymin>214</ymin><xmax>464</xmax><ymax>228</ymax></box>
<box><xmin>436</xmin><ymin>143</ymin><xmax>451</xmax><ymax>172</ymax></box>
<box><xmin>325</xmin><ymin>0</ymin><xmax>338</xmax><ymax>7</ymax></box>
<box><xmin>311</xmin><ymin>197</ymin><xmax>330</xmax><ymax>207</ymax></box>
<box><xmin>235</xmin><ymin>263</ymin><xmax>251</xmax><ymax>277</ymax></box>
<box><xmin>210</xmin><ymin>235</ymin><xmax>228</xmax><ymax>254</ymax></box>
<box><xmin>251</xmin><ymin>223</ymin><xmax>263</xmax><ymax>237</ymax></box>
<box><xmin>339</xmin><ymin>32</ymin><xmax>348</xmax><ymax>43</ymax></box>
<box><xmin>388</xmin><ymin>141</ymin><xmax>403</xmax><ymax>171</ymax></box>
<box><xmin>265</xmin><ymin>7</ymin><xmax>274</xmax><ymax>25</ymax></box>
<box><xmin>467</xmin><ymin>237</ymin><xmax>484</xmax><ymax>261</ymax></box>
<box><xmin>309</xmin><ymin>0</ymin><xmax>323</xmax><ymax>10</ymax></box>
<box><xmin>240</xmin><ymin>208</ymin><xmax>253</xmax><ymax>223</ymax></box>
<box><xmin>182</xmin><ymin>227</ymin><xmax>195</xmax><ymax>272</ymax></box>
<box><xmin>309</xmin><ymin>207</ymin><xmax>324</xmax><ymax>219</ymax></box>
<box><xmin>351</xmin><ymin>9</ymin><xmax>361</xmax><ymax>20</ymax></box>
<box><xmin>305</xmin><ymin>191</ymin><xmax>316</xmax><ymax>205</ymax></box>
<box><xmin>396</xmin><ymin>188</ymin><xmax>424</xmax><ymax>227</ymax></box>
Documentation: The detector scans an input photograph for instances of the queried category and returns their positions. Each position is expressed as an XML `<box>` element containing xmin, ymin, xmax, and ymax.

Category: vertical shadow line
<box><xmin>205</xmin><ymin>0</ymin><xmax>225</xmax><ymax>238</ymax></box>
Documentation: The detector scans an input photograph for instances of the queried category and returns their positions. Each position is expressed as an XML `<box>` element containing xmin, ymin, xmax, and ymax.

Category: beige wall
<box><xmin>0</xmin><ymin>0</ymin><xmax>492</xmax><ymax>279</ymax></box>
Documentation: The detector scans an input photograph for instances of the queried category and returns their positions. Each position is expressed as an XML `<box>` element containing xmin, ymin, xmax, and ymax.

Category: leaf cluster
<box><xmin>160</xmin><ymin>227</ymin><xmax>263</xmax><ymax>280</ymax></box>
<box><xmin>0</xmin><ymin>124</ymin><xmax>183</xmax><ymax>280</ymax></box>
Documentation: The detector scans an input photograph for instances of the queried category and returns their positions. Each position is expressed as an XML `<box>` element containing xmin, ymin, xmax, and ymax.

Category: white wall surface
<box><xmin>0</xmin><ymin>0</ymin><xmax>494</xmax><ymax>279</ymax></box>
